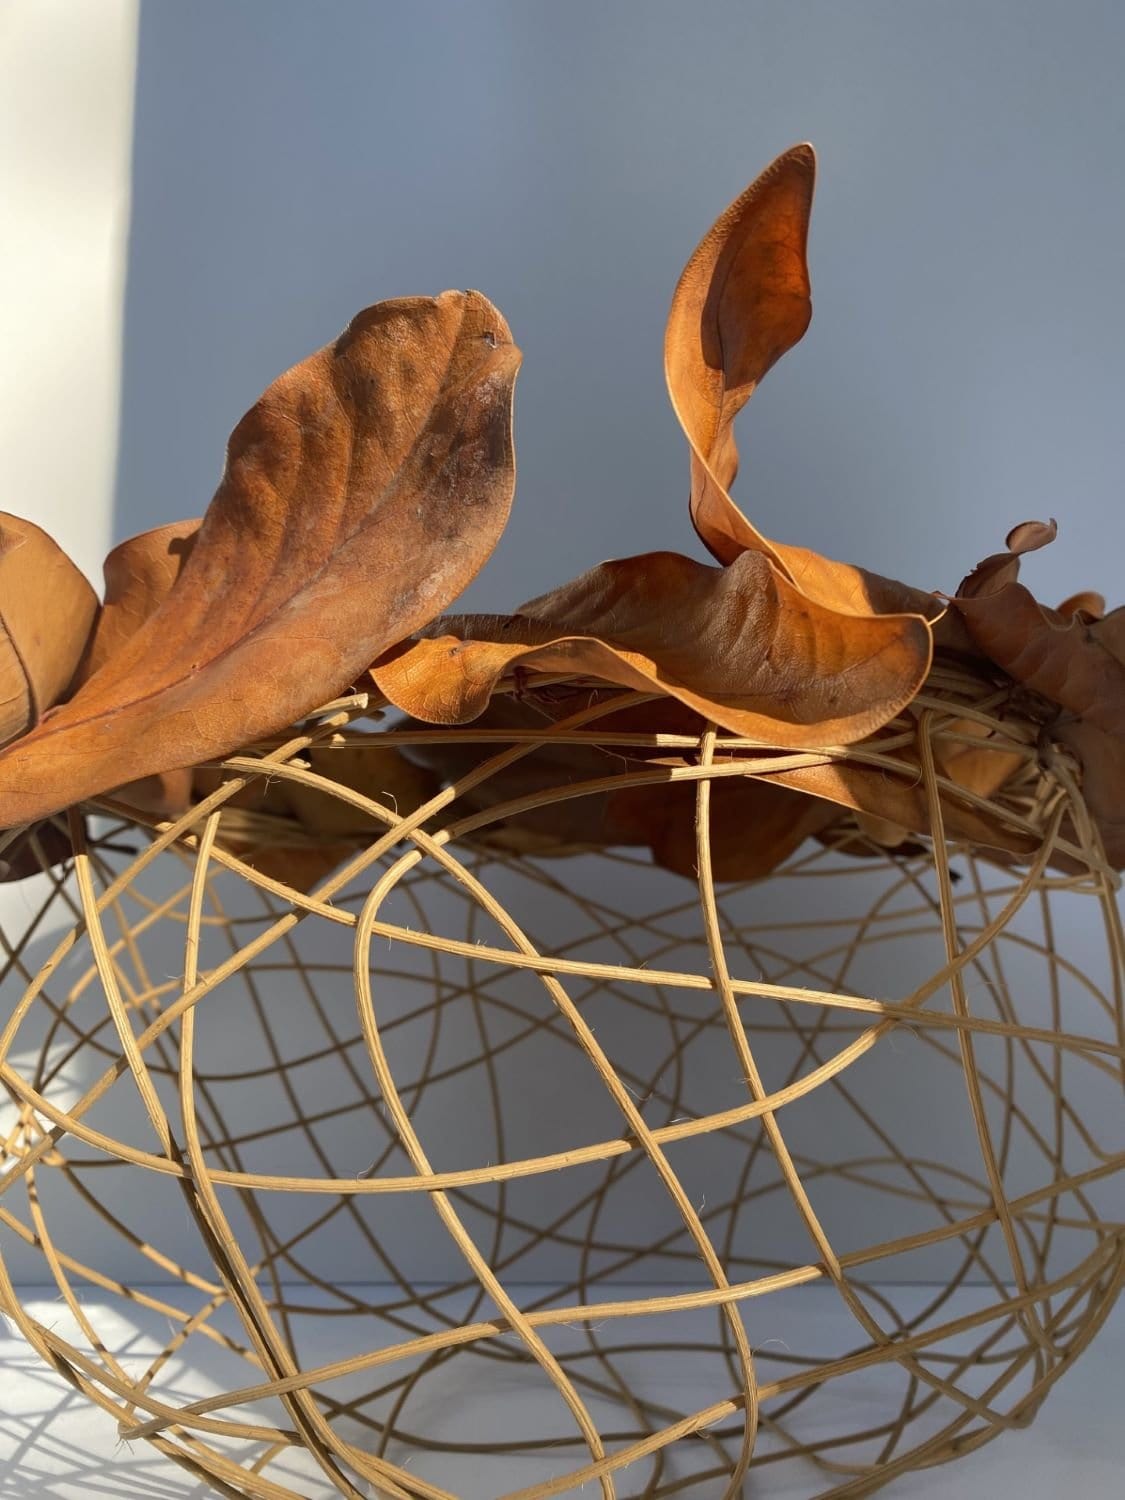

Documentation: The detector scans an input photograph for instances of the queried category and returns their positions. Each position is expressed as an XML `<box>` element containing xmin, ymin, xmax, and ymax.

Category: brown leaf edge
<box><xmin>663</xmin><ymin>143</ymin><xmax>969</xmax><ymax>635</ymax></box>
<box><xmin>0</xmin><ymin>514</ymin><xmax>99</xmax><ymax>749</ymax></box>
<box><xmin>387</xmin><ymin>688</ymin><xmax>1045</xmax><ymax>884</ymax></box>
<box><xmin>371</xmin><ymin>548</ymin><xmax>933</xmax><ymax>750</ymax></box>
<box><xmin>0</xmin><ymin>519</ymin><xmax>212</xmax><ymax>878</ymax></box>
<box><xmin>951</xmin><ymin>519</ymin><xmax>1125</xmax><ymax>865</ymax></box>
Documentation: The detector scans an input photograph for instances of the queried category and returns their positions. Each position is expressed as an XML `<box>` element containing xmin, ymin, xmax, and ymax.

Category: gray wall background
<box><xmin>4</xmin><ymin>2</ymin><xmax>1125</xmax><ymax>1291</ymax></box>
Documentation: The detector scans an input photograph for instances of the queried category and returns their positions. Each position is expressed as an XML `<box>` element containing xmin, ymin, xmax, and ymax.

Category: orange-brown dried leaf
<box><xmin>0</xmin><ymin>291</ymin><xmax>520</xmax><ymax>830</ymax></box>
<box><xmin>79</xmin><ymin>522</ymin><xmax>203</xmax><ymax>820</ymax></box>
<box><xmin>76</xmin><ymin>520</ymin><xmax>201</xmax><ymax>686</ymax></box>
<box><xmin>934</xmin><ymin>719</ymin><xmax>1024</xmax><ymax>803</ymax></box>
<box><xmin>283</xmin><ymin>741</ymin><xmax>440</xmax><ymax>838</ymax></box>
<box><xmin>0</xmin><ymin>514</ymin><xmax>98</xmax><ymax>747</ymax></box>
<box><xmin>955</xmin><ymin>591</ymin><xmax>1125</xmax><ymax>741</ymax></box>
<box><xmin>666</xmin><ymin>144</ymin><xmax>815</xmax><ymax>574</ymax></box>
<box><xmin>1054</xmin><ymin>718</ymin><xmax>1125</xmax><ymax>867</ymax></box>
<box><xmin>188</xmin><ymin>741</ymin><xmax>440</xmax><ymax>891</ymax></box>
<box><xmin>626</xmin><ymin>775</ymin><xmax>837</xmax><ymax>882</ymax></box>
<box><xmin>398</xmin><ymin>694</ymin><xmax>835</xmax><ymax>880</ymax></box>
<box><xmin>0</xmin><ymin>819</ymin><xmax>75</xmax><ymax>883</ymax></box>
<box><xmin>398</xmin><ymin>695</ymin><xmax>628</xmax><ymax>853</ymax></box>
<box><xmin>1057</xmin><ymin>589</ymin><xmax>1106</xmax><ymax>621</ymax></box>
<box><xmin>952</xmin><ymin>521</ymin><xmax>1125</xmax><ymax>865</ymax></box>
<box><xmin>957</xmin><ymin>518</ymin><xmax>1057</xmax><ymax>601</ymax></box>
<box><xmin>372</xmin><ymin>549</ymin><xmax>932</xmax><ymax>748</ymax></box>
<box><xmin>110</xmin><ymin>768</ymin><xmax>196</xmax><ymax>821</ymax></box>
<box><xmin>758</xmin><ymin>757</ymin><xmax>1045</xmax><ymax>867</ymax></box>
<box><xmin>663</xmin><ymin>146</ymin><xmax>967</xmax><ymax>634</ymax></box>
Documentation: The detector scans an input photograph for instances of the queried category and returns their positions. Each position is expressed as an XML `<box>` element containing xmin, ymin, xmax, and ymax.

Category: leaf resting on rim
<box><xmin>396</xmin><ymin>694</ymin><xmax>839</xmax><ymax>880</ymax></box>
<box><xmin>952</xmin><ymin>519</ymin><xmax>1125</xmax><ymax>740</ymax></box>
<box><xmin>951</xmin><ymin>520</ymin><xmax>1125</xmax><ymax>866</ymax></box>
<box><xmin>372</xmin><ymin>548</ymin><xmax>932</xmax><ymax>747</ymax></box>
<box><xmin>0</xmin><ymin>291</ymin><xmax>520</xmax><ymax>829</ymax></box>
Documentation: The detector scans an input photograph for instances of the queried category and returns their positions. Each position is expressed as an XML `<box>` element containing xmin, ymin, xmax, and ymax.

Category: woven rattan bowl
<box><xmin>2</xmin><ymin>670</ymin><xmax>1122</xmax><ymax>1499</ymax></box>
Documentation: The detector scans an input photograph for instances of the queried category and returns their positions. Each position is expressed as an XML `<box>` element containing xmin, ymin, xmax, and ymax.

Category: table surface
<box><xmin>2</xmin><ymin>1283</ymin><xmax>1122</xmax><ymax>1499</ymax></box>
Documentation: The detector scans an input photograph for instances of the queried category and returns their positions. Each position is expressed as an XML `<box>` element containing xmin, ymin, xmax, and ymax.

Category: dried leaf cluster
<box><xmin>1</xmin><ymin>148</ymin><xmax>1120</xmax><ymax>885</ymax></box>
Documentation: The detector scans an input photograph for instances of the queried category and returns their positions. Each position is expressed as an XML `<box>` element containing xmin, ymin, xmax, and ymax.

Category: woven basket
<box><xmin>2</xmin><ymin>140</ymin><xmax>1123</xmax><ymax>1500</ymax></box>
<box><xmin>1</xmin><ymin>662</ymin><xmax>1121</xmax><ymax>1500</ymax></box>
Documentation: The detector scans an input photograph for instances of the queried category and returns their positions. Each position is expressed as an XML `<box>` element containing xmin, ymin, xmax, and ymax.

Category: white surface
<box><xmin>1</xmin><ymin>1284</ymin><xmax>1121</xmax><ymax>1499</ymax></box>
<box><xmin>0</xmin><ymin>0</ymin><xmax>138</xmax><ymax>584</ymax></box>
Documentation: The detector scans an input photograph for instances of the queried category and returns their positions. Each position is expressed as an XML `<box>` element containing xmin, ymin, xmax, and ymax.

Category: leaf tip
<box><xmin>780</xmin><ymin>141</ymin><xmax>817</xmax><ymax>176</ymax></box>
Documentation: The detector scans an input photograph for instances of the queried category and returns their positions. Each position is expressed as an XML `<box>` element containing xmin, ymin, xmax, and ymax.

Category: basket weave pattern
<box><xmin>1</xmin><ymin>672</ymin><xmax>1122</xmax><ymax>1499</ymax></box>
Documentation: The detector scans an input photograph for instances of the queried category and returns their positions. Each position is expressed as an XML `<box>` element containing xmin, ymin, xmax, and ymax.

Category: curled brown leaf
<box><xmin>1057</xmin><ymin>589</ymin><xmax>1106</xmax><ymax>621</ymax></box>
<box><xmin>957</xmin><ymin>518</ymin><xmax>1058</xmax><ymax>601</ymax></box>
<box><xmin>0</xmin><ymin>291</ymin><xmax>520</xmax><ymax>830</ymax></box>
<box><xmin>947</xmin><ymin>520</ymin><xmax>1125</xmax><ymax>865</ymax></box>
<box><xmin>373</xmin><ymin>548</ymin><xmax>932</xmax><ymax>748</ymax></box>
<box><xmin>666</xmin><ymin>144</ymin><xmax>814</xmax><ymax>574</ymax></box>
<box><xmin>663</xmin><ymin>144</ymin><xmax>965</xmax><ymax>636</ymax></box>
<box><xmin>397</xmin><ymin>694</ymin><xmax>837</xmax><ymax>881</ymax></box>
<box><xmin>76</xmin><ymin>520</ymin><xmax>201</xmax><ymax>686</ymax></box>
<box><xmin>0</xmin><ymin>514</ymin><xmax>98</xmax><ymax>748</ymax></box>
<box><xmin>1053</xmin><ymin>718</ymin><xmax>1125</xmax><ymax>867</ymax></box>
<box><xmin>189</xmin><ymin>739</ymin><xmax>441</xmax><ymax>892</ymax></box>
<box><xmin>952</xmin><ymin>520</ymin><xmax>1125</xmax><ymax>741</ymax></box>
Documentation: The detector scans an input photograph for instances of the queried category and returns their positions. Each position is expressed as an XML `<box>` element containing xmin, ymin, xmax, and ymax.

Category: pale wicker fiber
<box><xmin>1</xmin><ymin>671</ymin><xmax>1122</xmax><ymax>1500</ymax></box>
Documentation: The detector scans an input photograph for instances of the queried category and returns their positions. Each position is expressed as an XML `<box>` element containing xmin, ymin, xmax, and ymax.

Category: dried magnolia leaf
<box><xmin>399</xmin><ymin>695</ymin><xmax>628</xmax><ymax>853</ymax></box>
<box><xmin>188</xmin><ymin>740</ymin><xmax>441</xmax><ymax>891</ymax></box>
<box><xmin>77</xmin><ymin>521</ymin><xmax>201</xmax><ymax>821</ymax></box>
<box><xmin>111</xmin><ymin>768</ymin><xmax>196</xmax><ymax>820</ymax></box>
<box><xmin>0</xmin><ymin>518</ymin><xmax>194</xmax><ymax>869</ymax></box>
<box><xmin>666</xmin><ymin>144</ymin><xmax>815</xmax><ymax>574</ymax></box>
<box><xmin>373</xmin><ymin>548</ymin><xmax>932</xmax><ymax>748</ymax></box>
<box><xmin>0</xmin><ymin>514</ymin><xmax>98</xmax><ymax>748</ymax></box>
<box><xmin>193</xmin><ymin>763</ymin><xmax>360</xmax><ymax>894</ymax></box>
<box><xmin>1057</xmin><ymin>589</ymin><xmax>1106</xmax><ymax>621</ymax></box>
<box><xmin>0</xmin><ymin>820</ymin><xmax>76</xmax><ymax>883</ymax></box>
<box><xmin>399</xmin><ymin>694</ymin><xmax>835</xmax><ymax>880</ymax></box>
<box><xmin>396</xmin><ymin>690</ymin><xmax>1035</xmax><ymax>881</ymax></box>
<box><xmin>1054</xmin><ymin>718</ymin><xmax>1125</xmax><ymax>867</ymax></box>
<box><xmin>972</xmin><ymin>588</ymin><xmax>1125</xmax><ymax>741</ymax></box>
<box><xmin>0</xmin><ymin>292</ymin><xmax>520</xmax><ymax>830</ymax></box>
<box><xmin>934</xmin><ymin>719</ymin><xmax>1024</xmax><ymax>803</ymax></box>
<box><xmin>951</xmin><ymin>521</ymin><xmax>1125</xmax><ymax>866</ymax></box>
<box><xmin>663</xmin><ymin>146</ymin><xmax>969</xmax><ymax>636</ymax></box>
<box><xmin>76</xmin><ymin>520</ymin><xmax>201</xmax><ymax>686</ymax></box>
<box><xmin>814</xmin><ymin>820</ymin><xmax>929</xmax><ymax>860</ymax></box>
<box><xmin>472</xmin><ymin>690</ymin><xmax>1029</xmax><ymax>865</ymax></box>
<box><xmin>631</xmin><ymin>775</ymin><xmax>837</xmax><ymax>882</ymax></box>
<box><xmin>957</xmin><ymin>518</ymin><xmax>1057</xmax><ymax>601</ymax></box>
<box><xmin>953</xmin><ymin>521</ymin><xmax>1125</xmax><ymax>741</ymax></box>
<box><xmin>234</xmin><ymin>841</ymin><xmax>360</xmax><ymax>893</ymax></box>
<box><xmin>191</xmin><ymin>764</ymin><xmax>296</xmax><ymax>818</ymax></box>
<box><xmin>283</xmin><ymin>741</ymin><xmax>440</xmax><ymax>838</ymax></box>
<box><xmin>853</xmin><ymin>811</ymin><xmax>914</xmax><ymax>848</ymax></box>
<box><xmin>758</xmin><ymin>757</ymin><xmax>1044</xmax><ymax>867</ymax></box>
